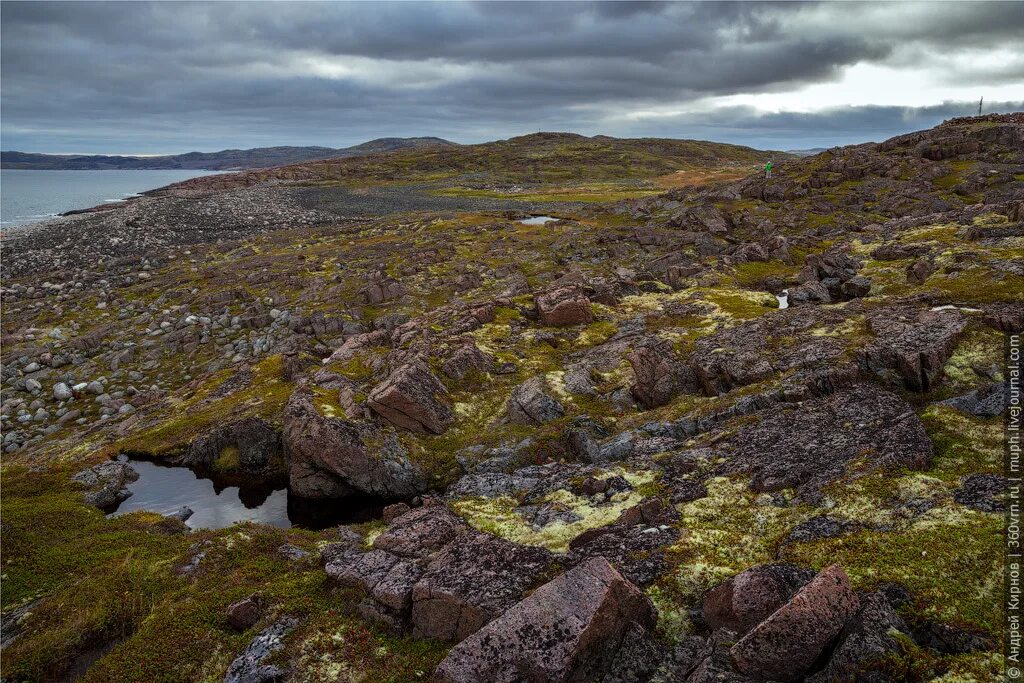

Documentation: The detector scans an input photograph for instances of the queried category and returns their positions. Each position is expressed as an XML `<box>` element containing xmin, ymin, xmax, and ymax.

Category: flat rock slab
<box><xmin>716</xmin><ymin>383</ymin><xmax>933</xmax><ymax>499</ymax></box>
<box><xmin>433</xmin><ymin>557</ymin><xmax>655</xmax><ymax>683</ymax></box>
<box><xmin>731</xmin><ymin>565</ymin><xmax>859</xmax><ymax>682</ymax></box>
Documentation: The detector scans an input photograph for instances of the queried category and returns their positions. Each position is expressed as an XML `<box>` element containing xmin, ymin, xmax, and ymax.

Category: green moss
<box><xmin>213</xmin><ymin>445</ymin><xmax>241</xmax><ymax>473</ymax></box>
<box><xmin>732</xmin><ymin>260</ymin><xmax>799</xmax><ymax>288</ymax></box>
<box><xmin>783</xmin><ymin>513</ymin><xmax>1001</xmax><ymax>637</ymax></box>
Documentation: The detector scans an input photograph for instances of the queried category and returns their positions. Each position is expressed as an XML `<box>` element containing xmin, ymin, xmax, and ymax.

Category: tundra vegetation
<box><xmin>1</xmin><ymin>117</ymin><xmax>1020</xmax><ymax>682</ymax></box>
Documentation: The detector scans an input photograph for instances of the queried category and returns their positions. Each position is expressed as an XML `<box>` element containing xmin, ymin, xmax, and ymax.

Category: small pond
<box><xmin>519</xmin><ymin>215</ymin><xmax>558</xmax><ymax>225</ymax></box>
<box><xmin>108</xmin><ymin>458</ymin><xmax>382</xmax><ymax>530</ymax></box>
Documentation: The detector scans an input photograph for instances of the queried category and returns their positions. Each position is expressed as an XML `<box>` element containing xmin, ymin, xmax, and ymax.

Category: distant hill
<box><xmin>0</xmin><ymin>137</ymin><xmax>457</xmax><ymax>170</ymax></box>
<box><xmin>161</xmin><ymin>132</ymin><xmax>785</xmax><ymax>193</ymax></box>
<box><xmin>784</xmin><ymin>147</ymin><xmax>829</xmax><ymax>157</ymax></box>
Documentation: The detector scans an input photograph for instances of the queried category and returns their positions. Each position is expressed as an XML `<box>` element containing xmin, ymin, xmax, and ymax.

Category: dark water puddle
<box><xmin>108</xmin><ymin>458</ymin><xmax>382</xmax><ymax>530</ymax></box>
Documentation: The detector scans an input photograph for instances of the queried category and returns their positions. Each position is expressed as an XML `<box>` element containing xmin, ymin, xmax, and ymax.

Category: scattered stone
<box><xmin>223</xmin><ymin>617</ymin><xmax>298</xmax><ymax>683</ymax></box>
<box><xmin>226</xmin><ymin>594</ymin><xmax>264</xmax><ymax>631</ymax></box>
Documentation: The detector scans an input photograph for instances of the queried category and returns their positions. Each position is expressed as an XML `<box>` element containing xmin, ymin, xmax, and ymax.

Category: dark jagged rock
<box><xmin>283</xmin><ymin>386</ymin><xmax>426</xmax><ymax>499</ymax></box>
<box><xmin>367</xmin><ymin>360</ymin><xmax>454</xmax><ymax>434</ymax></box>
<box><xmin>862</xmin><ymin>307</ymin><xmax>967</xmax><ymax>391</ymax></box>
<box><xmin>628</xmin><ymin>336</ymin><xmax>696</xmax><ymax>408</ymax></box>
<box><xmin>939</xmin><ymin>381</ymin><xmax>1007</xmax><ymax>417</ymax></box>
<box><xmin>567</xmin><ymin>501</ymin><xmax>680</xmax><ymax>585</ymax></box>
<box><xmin>171</xmin><ymin>416</ymin><xmax>282</xmax><ymax>476</ymax></box>
<box><xmin>730</xmin><ymin>565</ymin><xmax>860</xmax><ymax>682</ymax></box>
<box><xmin>434</xmin><ymin>557</ymin><xmax>656</xmax><ymax>682</ymax></box>
<box><xmin>953</xmin><ymin>473</ymin><xmax>1008</xmax><ymax>512</ymax></box>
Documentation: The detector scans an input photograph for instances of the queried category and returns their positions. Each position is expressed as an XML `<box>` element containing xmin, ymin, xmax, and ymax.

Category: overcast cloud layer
<box><xmin>2</xmin><ymin>1</ymin><xmax>1022</xmax><ymax>153</ymax></box>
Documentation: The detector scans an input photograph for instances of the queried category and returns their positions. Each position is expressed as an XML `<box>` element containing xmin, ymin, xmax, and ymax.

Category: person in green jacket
<box><xmin>765</xmin><ymin>159</ymin><xmax>773</xmax><ymax>179</ymax></box>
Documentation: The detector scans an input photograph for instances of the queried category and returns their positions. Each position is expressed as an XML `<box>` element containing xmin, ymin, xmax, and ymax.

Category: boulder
<box><xmin>939</xmin><ymin>381</ymin><xmax>1007</xmax><ymax>417</ymax></box>
<box><xmin>367</xmin><ymin>361</ymin><xmax>454</xmax><ymax>434</ymax></box>
<box><xmin>731</xmin><ymin>565</ymin><xmax>860</xmax><ymax>682</ymax></box>
<box><xmin>863</xmin><ymin>307</ymin><xmax>967</xmax><ymax>391</ymax></box>
<box><xmin>434</xmin><ymin>558</ymin><xmax>656</xmax><ymax>682</ymax></box>
<box><xmin>504</xmin><ymin>376</ymin><xmax>564</xmax><ymax>425</ymax></box>
<box><xmin>628</xmin><ymin>337</ymin><xmax>696</xmax><ymax>408</ymax></box>
<box><xmin>226</xmin><ymin>594</ymin><xmax>264</xmax><ymax>631</ymax></box>
<box><xmin>172</xmin><ymin>416</ymin><xmax>282</xmax><ymax>475</ymax></box>
<box><xmin>702</xmin><ymin>564</ymin><xmax>815</xmax><ymax>634</ymax></box>
<box><xmin>373</xmin><ymin>505</ymin><xmax>471</xmax><ymax>559</ymax></box>
<box><xmin>536</xmin><ymin>286</ymin><xmax>593</xmax><ymax>327</ymax></box>
<box><xmin>906</xmin><ymin>257</ymin><xmax>936</xmax><ymax>284</ymax></box>
<box><xmin>806</xmin><ymin>593</ymin><xmax>909</xmax><ymax>683</ymax></box>
<box><xmin>411</xmin><ymin>531</ymin><xmax>554</xmax><ymax>641</ymax></box>
<box><xmin>283</xmin><ymin>387</ymin><xmax>426</xmax><ymax>499</ymax></box>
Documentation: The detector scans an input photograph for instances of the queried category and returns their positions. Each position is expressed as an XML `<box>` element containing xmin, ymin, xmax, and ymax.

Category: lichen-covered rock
<box><xmin>535</xmin><ymin>285</ymin><xmax>594</xmax><ymax>327</ymax></box>
<box><xmin>223</xmin><ymin>617</ymin><xmax>298</xmax><ymax>683</ymax></box>
<box><xmin>411</xmin><ymin>531</ymin><xmax>554</xmax><ymax>642</ymax></box>
<box><xmin>433</xmin><ymin>557</ymin><xmax>656</xmax><ymax>682</ymax></box>
<box><xmin>73</xmin><ymin>460</ymin><xmax>138</xmax><ymax>509</ymax></box>
<box><xmin>730</xmin><ymin>565</ymin><xmax>860</xmax><ymax>682</ymax></box>
<box><xmin>283</xmin><ymin>387</ymin><xmax>426</xmax><ymax>499</ymax></box>
<box><xmin>372</xmin><ymin>504</ymin><xmax>471</xmax><ymax>559</ymax></box>
<box><xmin>504</xmin><ymin>375</ymin><xmax>564</xmax><ymax>424</ymax></box>
<box><xmin>367</xmin><ymin>360</ymin><xmax>454</xmax><ymax>434</ymax></box>
<box><xmin>716</xmin><ymin>383</ymin><xmax>933</xmax><ymax>499</ymax></box>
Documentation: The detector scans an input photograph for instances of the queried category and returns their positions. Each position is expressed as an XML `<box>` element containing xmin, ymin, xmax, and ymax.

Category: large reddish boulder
<box><xmin>535</xmin><ymin>285</ymin><xmax>593</xmax><ymax>327</ymax></box>
<box><xmin>730</xmin><ymin>565</ymin><xmax>860</xmax><ymax>681</ymax></box>
<box><xmin>702</xmin><ymin>563</ymin><xmax>814</xmax><ymax>634</ymax></box>
<box><xmin>411</xmin><ymin>532</ymin><xmax>554</xmax><ymax>642</ymax></box>
<box><xmin>283</xmin><ymin>387</ymin><xmax>426</xmax><ymax>499</ymax></box>
<box><xmin>367</xmin><ymin>360</ymin><xmax>454</xmax><ymax>434</ymax></box>
<box><xmin>433</xmin><ymin>558</ymin><xmax>656</xmax><ymax>682</ymax></box>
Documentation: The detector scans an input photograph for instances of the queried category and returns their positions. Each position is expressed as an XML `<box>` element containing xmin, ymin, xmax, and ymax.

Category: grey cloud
<box><xmin>1</xmin><ymin>1</ymin><xmax>1021</xmax><ymax>153</ymax></box>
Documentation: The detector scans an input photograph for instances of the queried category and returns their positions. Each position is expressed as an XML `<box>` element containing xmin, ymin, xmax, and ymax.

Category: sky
<box><xmin>1</xmin><ymin>1</ymin><xmax>1022</xmax><ymax>155</ymax></box>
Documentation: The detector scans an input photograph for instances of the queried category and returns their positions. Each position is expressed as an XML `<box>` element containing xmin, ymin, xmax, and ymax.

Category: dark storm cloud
<box><xmin>1</xmin><ymin>1</ymin><xmax>1021</xmax><ymax>153</ymax></box>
